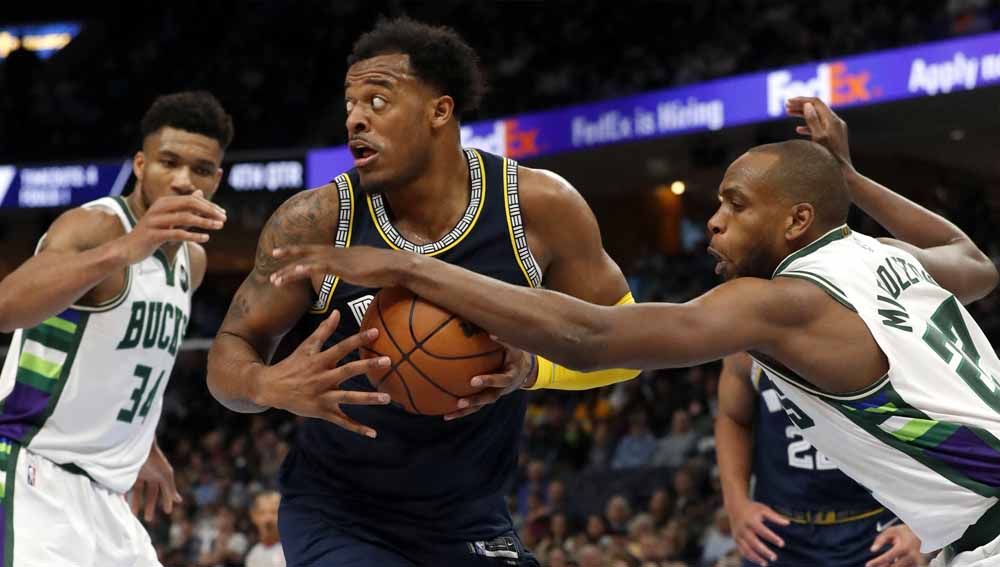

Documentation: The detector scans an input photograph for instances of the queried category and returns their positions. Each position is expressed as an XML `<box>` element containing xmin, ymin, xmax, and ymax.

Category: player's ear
<box><xmin>429</xmin><ymin>95</ymin><xmax>455</xmax><ymax>129</ymax></box>
<box><xmin>132</xmin><ymin>151</ymin><xmax>145</xmax><ymax>183</ymax></box>
<box><xmin>786</xmin><ymin>203</ymin><xmax>815</xmax><ymax>241</ymax></box>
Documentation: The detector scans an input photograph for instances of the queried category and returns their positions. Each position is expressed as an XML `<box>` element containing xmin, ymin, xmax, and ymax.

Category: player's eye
<box><xmin>372</xmin><ymin>96</ymin><xmax>387</xmax><ymax>110</ymax></box>
<box><xmin>346</xmin><ymin>100</ymin><xmax>355</xmax><ymax>113</ymax></box>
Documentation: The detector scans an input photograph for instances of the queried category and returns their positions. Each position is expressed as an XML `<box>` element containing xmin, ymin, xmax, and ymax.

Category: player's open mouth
<box><xmin>350</xmin><ymin>141</ymin><xmax>380</xmax><ymax>168</ymax></box>
<box><xmin>707</xmin><ymin>246</ymin><xmax>728</xmax><ymax>275</ymax></box>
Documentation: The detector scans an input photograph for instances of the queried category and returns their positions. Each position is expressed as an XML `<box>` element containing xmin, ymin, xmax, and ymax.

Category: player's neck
<box><xmin>382</xmin><ymin>145</ymin><xmax>471</xmax><ymax>243</ymax></box>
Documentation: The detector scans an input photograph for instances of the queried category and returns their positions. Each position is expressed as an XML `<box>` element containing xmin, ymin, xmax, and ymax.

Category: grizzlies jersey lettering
<box><xmin>0</xmin><ymin>197</ymin><xmax>191</xmax><ymax>493</ymax></box>
<box><xmin>279</xmin><ymin>149</ymin><xmax>543</xmax><ymax>543</ymax></box>
<box><xmin>750</xmin><ymin>226</ymin><xmax>1000</xmax><ymax>551</ymax></box>
<box><xmin>750</xmin><ymin>363</ymin><xmax>876</xmax><ymax>512</ymax></box>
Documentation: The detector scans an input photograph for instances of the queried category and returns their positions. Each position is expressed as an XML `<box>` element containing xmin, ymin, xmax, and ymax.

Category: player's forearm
<box><xmin>0</xmin><ymin>241</ymin><xmax>129</xmax><ymax>332</ymax></box>
<box><xmin>206</xmin><ymin>333</ymin><xmax>270</xmax><ymax>413</ymax></box>
<box><xmin>715</xmin><ymin>413</ymin><xmax>755</xmax><ymax>513</ymax></box>
<box><xmin>398</xmin><ymin>255</ymin><xmax>614</xmax><ymax>371</ymax></box>
<box><xmin>846</xmin><ymin>170</ymin><xmax>998</xmax><ymax>299</ymax></box>
<box><xmin>846</xmin><ymin>169</ymin><xmax>977</xmax><ymax>251</ymax></box>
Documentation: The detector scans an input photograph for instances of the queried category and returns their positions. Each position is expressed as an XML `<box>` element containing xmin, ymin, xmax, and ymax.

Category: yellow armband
<box><xmin>526</xmin><ymin>292</ymin><xmax>641</xmax><ymax>390</ymax></box>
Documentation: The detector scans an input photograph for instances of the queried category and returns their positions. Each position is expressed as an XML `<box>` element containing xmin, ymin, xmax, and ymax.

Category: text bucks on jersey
<box><xmin>0</xmin><ymin>197</ymin><xmax>191</xmax><ymax>494</ymax></box>
<box><xmin>750</xmin><ymin>226</ymin><xmax>1000</xmax><ymax>552</ymax></box>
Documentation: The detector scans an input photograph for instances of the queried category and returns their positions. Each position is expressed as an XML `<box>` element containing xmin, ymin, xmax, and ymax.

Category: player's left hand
<box><xmin>270</xmin><ymin>245</ymin><xmax>409</xmax><ymax>289</ymax></box>
<box><xmin>866</xmin><ymin>523</ymin><xmax>925</xmax><ymax>567</ymax></box>
<box><xmin>129</xmin><ymin>441</ymin><xmax>182</xmax><ymax>522</ymax></box>
<box><xmin>444</xmin><ymin>343</ymin><xmax>536</xmax><ymax>421</ymax></box>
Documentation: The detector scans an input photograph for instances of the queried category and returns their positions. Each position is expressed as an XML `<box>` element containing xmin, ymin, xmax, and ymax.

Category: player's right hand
<box><xmin>731</xmin><ymin>500</ymin><xmax>789</xmax><ymax>567</ymax></box>
<box><xmin>252</xmin><ymin>310</ymin><xmax>393</xmax><ymax>437</ymax></box>
<box><xmin>120</xmin><ymin>190</ymin><xmax>227</xmax><ymax>264</ymax></box>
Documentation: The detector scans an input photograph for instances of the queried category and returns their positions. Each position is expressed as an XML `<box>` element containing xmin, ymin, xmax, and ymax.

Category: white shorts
<box><xmin>0</xmin><ymin>444</ymin><xmax>161</xmax><ymax>567</ymax></box>
<box><xmin>931</xmin><ymin>534</ymin><xmax>1000</xmax><ymax>567</ymax></box>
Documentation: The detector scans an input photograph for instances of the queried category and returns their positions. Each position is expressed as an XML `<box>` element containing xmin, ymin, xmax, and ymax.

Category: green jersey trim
<box><xmin>751</xmin><ymin>353</ymin><xmax>889</xmax><ymax>401</ymax></box>
<box><xmin>773</xmin><ymin>225</ymin><xmax>852</xmax><ymax>277</ymax></box>
<box><xmin>778</xmin><ymin>271</ymin><xmax>857</xmax><ymax>313</ymax></box>
<box><xmin>71</xmin><ymin>264</ymin><xmax>133</xmax><ymax>313</ymax></box>
<box><xmin>112</xmin><ymin>196</ymin><xmax>138</xmax><ymax>228</ymax></box>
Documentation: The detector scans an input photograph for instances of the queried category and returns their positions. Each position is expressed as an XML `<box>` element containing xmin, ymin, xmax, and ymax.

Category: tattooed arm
<box><xmin>206</xmin><ymin>187</ymin><xmax>392</xmax><ymax>435</ymax></box>
<box><xmin>207</xmin><ymin>190</ymin><xmax>321</xmax><ymax>412</ymax></box>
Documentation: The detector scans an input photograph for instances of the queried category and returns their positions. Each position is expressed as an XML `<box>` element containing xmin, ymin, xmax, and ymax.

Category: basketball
<box><xmin>359</xmin><ymin>287</ymin><xmax>506</xmax><ymax>415</ymax></box>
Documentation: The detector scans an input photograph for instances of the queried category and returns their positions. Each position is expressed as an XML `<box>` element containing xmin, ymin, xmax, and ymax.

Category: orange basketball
<box><xmin>359</xmin><ymin>287</ymin><xmax>506</xmax><ymax>415</ymax></box>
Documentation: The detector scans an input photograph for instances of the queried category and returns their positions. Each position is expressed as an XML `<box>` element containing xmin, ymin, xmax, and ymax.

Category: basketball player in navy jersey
<box><xmin>717</xmin><ymin>352</ymin><xmax>924</xmax><ymax>567</ymax></box>
<box><xmin>207</xmin><ymin>18</ymin><xmax>639</xmax><ymax>567</ymax></box>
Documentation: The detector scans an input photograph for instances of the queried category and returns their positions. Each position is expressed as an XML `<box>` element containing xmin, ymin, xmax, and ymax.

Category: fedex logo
<box><xmin>460</xmin><ymin>120</ymin><xmax>542</xmax><ymax>159</ymax></box>
<box><xmin>767</xmin><ymin>62</ymin><xmax>879</xmax><ymax>116</ymax></box>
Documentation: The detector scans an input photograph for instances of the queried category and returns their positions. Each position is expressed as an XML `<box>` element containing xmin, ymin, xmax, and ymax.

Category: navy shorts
<box><xmin>741</xmin><ymin>508</ymin><xmax>899</xmax><ymax>567</ymax></box>
<box><xmin>279</xmin><ymin>493</ymin><xmax>540</xmax><ymax>567</ymax></box>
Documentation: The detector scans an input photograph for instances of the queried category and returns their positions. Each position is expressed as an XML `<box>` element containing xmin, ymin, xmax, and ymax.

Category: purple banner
<box><xmin>0</xmin><ymin>160</ymin><xmax>132</xmax><ymax>209</ymax></box>
<box><xmin>308</xmin><ymin>31</ymin><xmax>1000</xmax><ymax>186</ymax></box>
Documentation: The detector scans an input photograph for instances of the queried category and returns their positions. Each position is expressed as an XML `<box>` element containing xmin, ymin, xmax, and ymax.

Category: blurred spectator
<box><xmin>536</xmin><ymin>511</ymin><xmax>571</xmax><ymax>561</ymax></box>
<box><xmin>605</xmin><ymin>494</ymin><xmax>634</xmax><ymax>534</ymax></box>
<box><xmin>517</xmin><ymin>459</ymin><xmax>549</xmax><ymax>519</ymax></box>
<box><xmin>245</xmin><ymin>491</ymin><xmax>285</xmax><ymax>567</ymax></box>
<box><xmin>197</xmin><ymin>507</ymin><xmax>249</xmax><ymax>566</ymax></box>
<box><xmin>699</xmin><ymin>508</ymin><xmax>736</xmax><ymax>567</ymax></box>
<box><xmin>547</xmin><ymin>547</ymin><xmax>571</xmax><ymax>567</ymax></box>
<box><xmin>611</xmin><ymin>411</ymin><xmax>656</xmax><ymax>470</ymax></box>
<box><xmin>647</xmin><ymin>488</ymin><xmax>673</xmax><ymax>529</ymax></box>
<box><xmin>651</xmin><ymin>409</ymin><xmax>699</xmax><ymax>468</ymax></box>
<box><xmin>568</xmin><ymin>513</ymin><xmax>609</xmax><ymax>552</ymax></box>
<box><xmin>586</xmin><ymin>421</ymin><xmax>617</xmax><ymax>470</ymax></box>
<box><xmin>576</xmin><ymin>544</ymin><xmax>605</xmax><ymax>567</ymax></box>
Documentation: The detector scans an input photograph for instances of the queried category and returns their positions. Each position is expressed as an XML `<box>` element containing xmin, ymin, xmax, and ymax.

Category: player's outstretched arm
<box><xmin>787</xmin><ymin>96</ymin><xmax>998</xmax><ymax>304</ymax></box>
<box><xmin>207</xmin><ymin>189</ymin><xmax>391</xmax><ymax>436</ymax></box>
<box><xmin>271</xmin><ymin>246</ymin><xmax>792</xmax><ymax>372</ymax></box>
<box><xmin>514</xmin><ymin>167</ymin><xmax>640</xmax><ymax>389</ymax></box>
<box><xmin>716</xmin><ymin>353</ymin><xmax>789</xmax><ymax>566</ymax></box>
<box><xmin>0</xmin><ymin>191</ymin><xmax>225</xmax><ymax>332</ymax></box>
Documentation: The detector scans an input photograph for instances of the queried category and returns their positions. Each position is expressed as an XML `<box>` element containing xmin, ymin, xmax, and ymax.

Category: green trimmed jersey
<box><xmin>750</xmin><ymin>225</ymin><xmax>1000</xmax><ymax>552</ymax></box>
<box><xmin>0</xmin><ymin>197</ymin><xmax>191</xmax><ymax>493</ymax></box>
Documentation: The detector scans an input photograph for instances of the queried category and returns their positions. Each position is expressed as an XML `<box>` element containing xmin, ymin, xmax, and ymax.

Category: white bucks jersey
<box><xmin>750</xmin><ymin>225</ymin><xmax>1000</xmax><ymax>551</ymax></box>
<box><xmin>0</xmin><ymin>197</ymin><xmax>191</xmax><ymax>493</ymax></box>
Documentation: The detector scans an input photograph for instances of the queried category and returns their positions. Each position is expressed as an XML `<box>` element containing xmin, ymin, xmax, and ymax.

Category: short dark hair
<box><xmin>140</xmin><ymin>91</ymin><xmax>234</xmax><ymax>149</ymax></box>
<box><xmin>749</xmin><ymin>140</ymin><xmax>851</xmax><ymax>228</ymax></box>
<box><xmin>348</xmin><ymin>17</ymin><xmax>486</xmax><ymax>119</ymax></box>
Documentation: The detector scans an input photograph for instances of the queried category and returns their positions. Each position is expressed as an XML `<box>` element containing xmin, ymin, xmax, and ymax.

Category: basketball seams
<box><xmin>364</xmin><ymin>288</ymin><xmax>506</xmax><ymax>415</ymax></box>
<box><xmin>402</xmin><ymin>360</ymin><xmax>467</xmax><ymax>399</ymax></box>
<box><xmin>386</xmin><ymin>367</ymin><xmax>422</xmax><ymax>414</ymax></box>
<box><xmin>407</xmin><ymin>296</ymin><xmax>456</xmax><ymax>345</ymax></box>
<box><xmin>417</xmin><ymin>346</ymin><xmax>505</xmax><ymax>361</ymax></box>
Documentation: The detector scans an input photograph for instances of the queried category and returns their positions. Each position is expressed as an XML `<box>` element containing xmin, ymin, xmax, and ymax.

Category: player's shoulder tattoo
<box><xmin>253</xmin><ymin>185</ymin><xmax>338</xmax><ymax>277</ymax></box>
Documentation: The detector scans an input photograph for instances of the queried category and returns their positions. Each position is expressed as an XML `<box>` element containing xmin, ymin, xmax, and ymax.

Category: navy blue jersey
<box><xmin>279</xmin><ymin>149</ymin><xmax>543</xmax><ymax>547</ymax></box>
<box><xmin>750</xmin><ymin>365</ymin><xmax>878</xmax><ymax>512</ymax></box>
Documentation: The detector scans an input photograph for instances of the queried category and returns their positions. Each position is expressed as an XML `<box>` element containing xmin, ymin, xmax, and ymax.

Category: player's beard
<box><xmin>730</xmin><ymin>245</ymin><xmax>777</xmax><ymax>280</ymax></box>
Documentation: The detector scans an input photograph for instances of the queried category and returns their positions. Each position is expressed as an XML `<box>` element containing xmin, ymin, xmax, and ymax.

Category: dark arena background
<box><xmin>1</xmin><ymin>2</ymin><xmax>999</xmax><ymax>566</ymax></box>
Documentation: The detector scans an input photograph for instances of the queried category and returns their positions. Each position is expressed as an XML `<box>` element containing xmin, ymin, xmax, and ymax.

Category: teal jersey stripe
<box><xmin>24</xmin><ymin>324</ymin><xmax>75</xmax><ymax>353</ymax></box>
<box><xmin>13</xmin><ymin>369</ymin><xmax>57</xmax><ymax>394</ymax></box>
